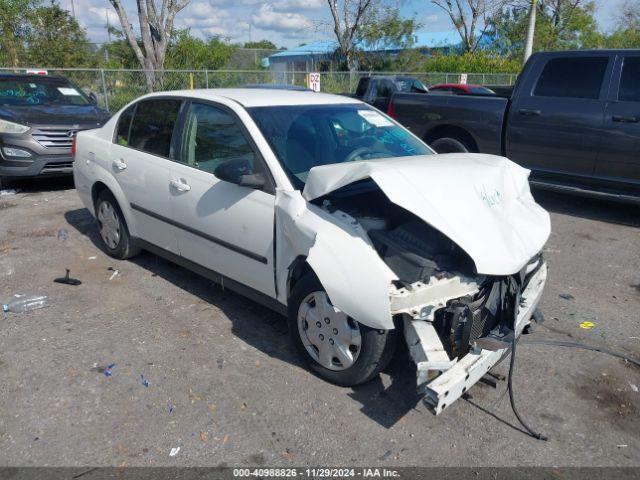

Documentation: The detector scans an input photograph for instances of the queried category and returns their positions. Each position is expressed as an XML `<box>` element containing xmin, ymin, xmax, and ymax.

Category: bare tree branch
<box><xmin>109</xmin><ymin>0</ymin><xmax>190</xmax><ymax>90</ymax></box>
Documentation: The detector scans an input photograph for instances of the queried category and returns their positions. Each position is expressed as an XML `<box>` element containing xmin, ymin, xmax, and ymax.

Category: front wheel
<box><xmin>288</xmin><ymin>273</ymin><xmax>396</xmax><ymax>386</ymax></box>
<box><xmin>429</xmin><ymin>136</ymin><xmax>472</xmax><ymax>153</ymax></box>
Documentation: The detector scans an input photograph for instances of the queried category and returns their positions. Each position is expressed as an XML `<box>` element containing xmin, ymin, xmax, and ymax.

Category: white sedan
<box><xmin>73</xmin><ymin>89</ymin><xmax>550</xmax><ymax>414</ymax></box>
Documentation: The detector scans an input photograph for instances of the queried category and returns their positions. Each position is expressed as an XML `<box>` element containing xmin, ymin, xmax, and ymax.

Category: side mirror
<box><xmin>88</xmin><ymin>92</ymin><xmax>98</xmax><ymax>105</ymax></box>
<box><xmin>214</xmin><ymin>158</ymin><xmax>265</xmax><ymax>189</ymax></box>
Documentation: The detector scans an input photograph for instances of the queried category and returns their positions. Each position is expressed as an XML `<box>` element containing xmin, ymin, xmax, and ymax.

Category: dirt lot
<box><xmin>0</xmin><ymin>177</ymin><xmax>639</xmax><ymax>467</ymax></box>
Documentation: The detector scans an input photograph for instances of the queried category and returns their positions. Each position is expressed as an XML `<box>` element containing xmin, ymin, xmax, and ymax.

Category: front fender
<box><xmin>275</xmin><ymin>190</ymin><xmax>397</xmax><ymax>330</ymax></box>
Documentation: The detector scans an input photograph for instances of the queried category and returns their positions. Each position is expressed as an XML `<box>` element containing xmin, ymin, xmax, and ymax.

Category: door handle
<box><xmin>612</xmin><ymin>115</ymin><xmax>639</xmax><ymax>123</ymax></box>
<box><xmin>170</xmin><ymin>179</ymin><xmax>191</xmax><ymax>192</ymax></box>
<box><xmin>518</xmin><ymin>108</ymin><xmax>541</xmax><ymax>116</ymax></box>
<box><xmin>112</xmin><ymin>159</ymin><xmax>127</xmax><ymax>170</ymax></box>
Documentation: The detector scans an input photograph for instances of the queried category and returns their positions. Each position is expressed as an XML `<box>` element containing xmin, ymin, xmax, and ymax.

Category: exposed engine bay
<box><xmin>313</xmin><ymin>183</ymin><xmax>547</xmax><ymax>413</ymax></box>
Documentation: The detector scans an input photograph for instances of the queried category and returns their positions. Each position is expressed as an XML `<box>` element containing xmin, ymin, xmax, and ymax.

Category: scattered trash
<box><xmin>629</xmin><ymin>382</ymin><xmax>639</xmax><ymax>393</ymax></box>
<box><xmin>222</xmin><ymin>434</ymin><xmax>229</xmax><ymax>444</ymax></box>
<box><xmin>108</xmin><ymin>267</ymin><xmax>120</xmax><ymax>280</ymax></box>
<box><xmin>3</xmin><ymin>294</ymin><xmax>50</xmax><ymax>313</ymax></box>
<box><xmin>559</xmin><ymin>293</ymin><xmax>575</xmax><ymax>300</ymax></box>
<box><xmin>54</xmin><ymin>269</ymin><xmax>82</xmax><ymax>286</ymax></box>
<box><xmin>140</xmin><ymin>374</ymin><xmax>150</xmax><ymax>387</ymax></box>
<box><xmin>617</xmin><ymin>444</ymin><xmax>628</xmax><ymax>448</ymax></box>
<box><xmin>579</xmin><ymin>321</ymin><xmax>596</xmax><ymax>330</ymax></box>
<box><xmin>199</xmin><ymin>432</ymin><xmax>208</xmax><ymax>443</ymax></box>
<box><xmin>92</xmin><ymin>363</ymin><xmax>116</xmax><ymax>377</ymax></box>
<box><xmin>57</xmin><ymin>229</ymin><xmax>69</xmax><ymax>242</ymax></box>
<box><xmin>0</xmin><ymin>189</ymin><xmax>18</xmax><ymax>196</ymax></box>
<box><xmin>168</xmin><ymin>405</ymin><xmax>175</xmax><ymax>414</ymax></box>
<box><xmin>88</xmin><ymin>256</ymin><xmax>97</xmax><ymax>260</ymax></box>
<box><xmin>217</xmin><ymin>358</ymin><xmax>224</xmax><ymax>369</ymax></box>
<box><xmin>169</xmin><ymin>447</ymin><xmax>181</xmax><ymax>457</ymax></box>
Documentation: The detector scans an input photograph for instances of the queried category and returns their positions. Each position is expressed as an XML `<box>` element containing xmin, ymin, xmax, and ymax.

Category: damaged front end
<box><xmin>391</xmin><ymin>255</ymin><xmax>546</xmax><ymax>414</ymax></box>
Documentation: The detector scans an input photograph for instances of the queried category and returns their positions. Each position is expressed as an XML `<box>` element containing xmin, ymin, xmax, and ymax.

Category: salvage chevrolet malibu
<box><xmin>73</xmin><ymin>89</ymin><xmax>550</xmax><ymax>413</ymax></box>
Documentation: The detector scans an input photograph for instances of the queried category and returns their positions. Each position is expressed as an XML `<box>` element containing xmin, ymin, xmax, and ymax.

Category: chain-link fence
<box><xmin>0</xmin><ymin>67</ymin><xmax>518</xmax><ymax>112</ymax></box>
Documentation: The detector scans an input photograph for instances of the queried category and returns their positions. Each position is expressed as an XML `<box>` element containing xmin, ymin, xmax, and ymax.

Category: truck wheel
<box><xmin>288</xmin><ymin>273</ymin><xmax>397</xmax><ymax>387</ymax></box>
<box><xmin>95</xmin><ymin>190</ymin><xmax>140</xmax><ymax>260</ymax></box>
<box><xmin>430</xmin><ymin>137</ymin><xmax>472</xmax><ymax>153</ymax></box>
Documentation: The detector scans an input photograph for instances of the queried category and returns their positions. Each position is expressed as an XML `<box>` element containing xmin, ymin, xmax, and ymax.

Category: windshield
<box><xmin>0</xmin><ymin>77</ymin><xmax>91</xmax><ymax>106</ymax></box>
<box><xmin>248</xmin><ymin>104</ymin><xmax>432</xmax><ymax>186</ymax></box>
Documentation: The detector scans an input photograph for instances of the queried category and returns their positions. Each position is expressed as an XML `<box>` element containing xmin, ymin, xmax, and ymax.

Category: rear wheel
<box><xmin>95</xmin><ymin>190</ymin><xmax>140</xmax><ymax>259</ymax></box>
<box><xmin>288</xmin><ymin>273</ymin><xmax>396</xmax><ymax>386</ymax></box>
<box><xmin>430</xmin><ymin>136</ymin><xmax>472</xmax><ymax>153</ymax></box>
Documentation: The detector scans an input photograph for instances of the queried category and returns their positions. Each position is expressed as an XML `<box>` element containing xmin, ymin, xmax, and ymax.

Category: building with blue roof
<box><xmin>266</xmin><ymin>29</ymin><xmax>488</xmax><ymax>72</ymax></box>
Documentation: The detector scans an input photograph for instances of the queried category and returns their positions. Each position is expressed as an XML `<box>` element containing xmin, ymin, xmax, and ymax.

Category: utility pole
<box><xmin>523</xmin><ymin>0</ymin><xmax>537</xmax><ymax>64</ymax></box>
<box><xmin>70</xmin><ymin>0</ymin><xmax>76</xmax><ymax>18</ymax></box>
<box><xmin>105</xmin><ymin>7</ymin><xmax>111</xmax><ymax>63</ymax></box>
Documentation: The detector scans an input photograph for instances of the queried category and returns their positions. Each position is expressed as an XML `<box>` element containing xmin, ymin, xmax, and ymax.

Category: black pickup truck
<box><xmin>388</xmin><ymin>50</ymin><xmax>640</xmax><ymax>202</ymax></box>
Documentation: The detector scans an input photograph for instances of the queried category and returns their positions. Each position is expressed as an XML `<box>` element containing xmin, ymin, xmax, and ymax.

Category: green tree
<box><xmin>491</xmin><ymin>0</ymin><xmax>604</xmax><ymax>56</ymax></box>
<box><xmin>243</xmin><ymin>40</ymin><xmax>278</xmax><ymax>49</ymax></box>
<box><xmin>603</xmin><ymin>0</ymin><xmax>640</xmax><ymax>48</ymax></box>
<box><xmin>0</xmin><ymin>0</ymin><xmax>37</xmax><ymax>67</ymax></box>
<box><xmin>165</xmin><ymin>30</ymin><xmax>236</xmax><ymax>70</ymax></box>
<box><xmin>27</xmin><ymin>1</ymin><xmax>96</xmax><ymax>67</ymax></box>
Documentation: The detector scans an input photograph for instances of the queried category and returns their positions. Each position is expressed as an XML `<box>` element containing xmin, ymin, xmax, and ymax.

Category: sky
<box><xmin>65</xmin><ymin>0</ymin><xmax>628</xmax><ymax>49</ymax></box>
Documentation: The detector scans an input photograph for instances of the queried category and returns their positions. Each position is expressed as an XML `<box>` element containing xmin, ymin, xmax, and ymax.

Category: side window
<box><xmin>377</xmin><ymin>81</ymin><xmax>392</xmax><ymax>98</ymax></box>
<box><xmin>114</xmin><ymin>104</ymin><xmax>135</xmax><ymax>146</ymax></box>
<box><xmin>181</xmin><ymin>102</ymin><xmax>256</xmax><ymax>175</ymax></box>
<box><xmin>534</xmin><ymin>57</ymin><xmax>608</xmax><ymax>99</ymax></box>
<box><xmin>129</xmin><ymin>99</ymin><xmax>182</xmax><ymax>157</ymax></box>
<box><xmin>619</xmin><ymin>57</ymin><xmax>640</xmax><ymax>102</ymax></box>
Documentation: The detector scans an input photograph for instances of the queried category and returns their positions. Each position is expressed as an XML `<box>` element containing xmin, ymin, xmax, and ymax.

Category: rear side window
<box><xmin>115</xmin><ymin>104</ymin><xmax>135</xmax><ymax>146</ymax></box>
<box><xmin>129</xmin><ymin>99</ymin><xmax>182</xmax><ymax>157</ymax></box>
<box><xmin>534</xmin><ymin>57</ymin><xmax>608</xmax><ymax>99</ymax></box>
<box><xmin>355</xmin><ymin>78</ymin><xmax>370</xmax><ymax>98</ymax></box>
<box><xmin>619</xmin><ymin>57</ymin><xmax>640</xmax><ymax>102</ymax></box>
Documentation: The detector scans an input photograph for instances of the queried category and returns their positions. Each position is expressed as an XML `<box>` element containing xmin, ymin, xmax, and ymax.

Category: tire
<box><xmin>95</xmin><ymin>190</ymin><xmax>140</xmax><ymax>259</ymax></box>
<box><xmin>288</xmin><ymin>273</ymin><xmax>397</xmax><ymax>386</ymax></box>
<box><xmin>430</xmin><ymin>136</ymin><xmax>472</xmax><ymax>153</ymax></box>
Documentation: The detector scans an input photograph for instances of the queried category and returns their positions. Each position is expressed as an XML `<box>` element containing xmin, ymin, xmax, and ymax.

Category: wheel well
<box><xmin>424</xmin><ymin>125</ymin><xmax>478</xmax><ymax>152</ymax></box>
<box><xmin>287</xmin><ymin>256</ymin><xmax>314</xmax><ymax>299</ymax></box>
<box><xmin>91</xmin><ymin>182</ymin><xmax>109</xmax><ymax>209</ymax></box>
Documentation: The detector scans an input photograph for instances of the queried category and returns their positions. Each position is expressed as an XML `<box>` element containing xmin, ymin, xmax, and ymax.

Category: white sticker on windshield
<box><xmin>57</xmin><ymin>87</ymin><xmax>81</xmax><ymax>96</ymax></box>
<box><xmin>357</xmin><ymin>109</ymin><xmax>394</xmax><ymax>127</ymax></box>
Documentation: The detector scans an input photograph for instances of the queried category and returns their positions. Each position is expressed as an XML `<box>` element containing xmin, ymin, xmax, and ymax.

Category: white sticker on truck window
<box><xmin>357</xmin><ymin>110</ymin><xmax>394</xmax><ymax>127</ymax></box>
<box><xmin>57</xmin><ymin>87</ymin><xmax>81</xmax><ymax>96</ymax></box>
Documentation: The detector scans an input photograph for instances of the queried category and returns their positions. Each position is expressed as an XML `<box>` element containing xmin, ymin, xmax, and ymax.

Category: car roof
<box><xmin>141</xmin><ymin>88</ymin><xmax>362</xmax><ymax>107</ymax></box>
<box><xmin>0</xmin><ymin>73</ymin><xmax>69</xmax><ymax>81</ymax></box>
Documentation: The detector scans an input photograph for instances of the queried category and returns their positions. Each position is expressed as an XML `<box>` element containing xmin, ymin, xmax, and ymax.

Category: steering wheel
<box><xmin>343</xmin><ymin>147</ymin><xmax>374</xmax><ymax>163</ymax></box>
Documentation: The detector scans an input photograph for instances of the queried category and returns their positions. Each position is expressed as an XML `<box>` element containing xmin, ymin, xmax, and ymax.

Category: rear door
<box><xmin>110</xmin><ymin>98</ymin><xmax>182</xmax><ymax>252</ymax></box>
<box><xmin>506</xmin><ymin>54</ymin><xmax>612</xmax><ymax>180</ymax></box>
<box><xmin>595</xmin><ymin>55</ymin><xmax>640</xmax><ymax>194</ymax></box>
<box><xmin>169</xmin><ymin>100</ymin><xmax>277</xmax><ymax>297</ymax></box>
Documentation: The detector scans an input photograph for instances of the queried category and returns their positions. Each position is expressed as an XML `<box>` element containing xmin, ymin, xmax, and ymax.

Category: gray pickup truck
<box><xmin>388</xmin><ymin>50</ymin><xmax>640</xmax><ymax>202</ymax></box>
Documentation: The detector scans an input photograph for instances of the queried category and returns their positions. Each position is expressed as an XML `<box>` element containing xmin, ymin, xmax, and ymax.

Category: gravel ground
<box><xmin>0</xmin><ymin>177</ymin><xmax>639</xmax><ymax>467</ymax></box>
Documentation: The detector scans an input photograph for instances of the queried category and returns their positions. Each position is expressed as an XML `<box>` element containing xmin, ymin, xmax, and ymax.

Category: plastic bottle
<box><xmin>2</xmin><ymin>294</ymin><xmax>50</xmax><ymax>313</ymax></box>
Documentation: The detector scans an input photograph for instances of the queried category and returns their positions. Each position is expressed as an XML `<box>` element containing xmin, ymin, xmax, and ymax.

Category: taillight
<box><xmin>387</xmin><ymin>101</ymin><xmax>396</xmax><ymax>118</ymax></box>
<box><xmin>71</xmin><ymin>135</ymin><xmax>77</xmax><ymax>159</ymax></box>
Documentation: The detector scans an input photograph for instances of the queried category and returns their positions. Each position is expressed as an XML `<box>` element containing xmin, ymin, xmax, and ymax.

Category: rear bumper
<box><xmin>422</xmin><ymin>262</ymin><xmax>547</xmax><ymax>414</ymax></box>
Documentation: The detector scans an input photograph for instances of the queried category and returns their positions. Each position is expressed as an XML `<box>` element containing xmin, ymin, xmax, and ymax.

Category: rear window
<box><xmin>619</xmin><ymin>57</ymin><xmax>640</xmax><ymax>102</ymax></box>
<box><xmin>128</xmin><ymin>99</ymin><xmax>182</xmax><ymax>158</ymax></box>
<box><xmin>534</xmin><ymin>57</ymin><xmax>608</xmax><ymax>99</ymax></box>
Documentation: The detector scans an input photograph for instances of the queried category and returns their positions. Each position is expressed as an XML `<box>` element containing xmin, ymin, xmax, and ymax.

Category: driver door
<box><xmin>169</xmin><ymin>100</ymin><xmax>276</xmax><ymax>297</ymax></box>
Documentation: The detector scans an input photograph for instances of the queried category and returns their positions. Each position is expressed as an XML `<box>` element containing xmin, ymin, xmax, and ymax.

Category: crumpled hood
<box><xmin>302</xmin><ymin>153</ymin><xmax>551</xmax><ymax>276</ymax></box>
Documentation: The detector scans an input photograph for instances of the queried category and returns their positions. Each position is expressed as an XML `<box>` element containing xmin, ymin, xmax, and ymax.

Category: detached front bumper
<box><xmin>404</xmin><ymin>262</ymin><xmax>548</xmax><ymax>415</ymax></box>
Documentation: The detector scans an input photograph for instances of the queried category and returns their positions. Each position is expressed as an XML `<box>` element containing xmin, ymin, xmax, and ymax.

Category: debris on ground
<box><xmin>559</xmin><ymin>293</ymin><xmax>575</xmax><ymax>300</ymax></box>
<box><xmin>169</xmin><ymin>447</ymin><xmax>181</xmax><ymax>457</ymax></box>
<box><xmin>92</xmin><ymin>363</ymin><xmax>116</xmax><ymax>377</ymax></box>
<box><xmin>54</xmin><ymin>269</ymin><xmax>82</xmax><ymax>286</ymax></box>
<box><xmin>88</xmin><ymin>256</ymin><xmax>97</xmax><ymax>260</ymax></box>
<box><xmin>108</xmin><ymin>267</ymin><xmax>120</xmax><ymax>280</ymax></box>
<box><xmin>168</xmin><ymin>405</ymin><xmax>175</xmax><ymax>414</ymax></box>
<box><xmin>217</xmin><ymin>358</ymin><xmax>224</xmax><ymax>369</ymax></box>
<box><xmin>140</xmin><ymin>374</ymin><xmax>150</xmax><ymax>387</ymax></box>
<box><xmin>0</xmin><ymin>189</ymin><xmax>19</xmax><ymax>196</ymax></box>
<box><xmin>629</xmin><ymin>382</ymin><xmax>639</xmax><ymax>393</ymax></box>
<box><xmin>57</xmin><ymin>229</ymin><xmax>68</xmax><ymax>242</ymax></box>
<box><xmin>579</xmin><ymin>321</ymin><xmax>596</xmax><ymax>330</ymax></box>
<box><xmin>2</xmin><ymin>294</ymin><xmax>50</xmax><ymax>314</ymax></box>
